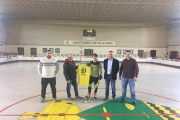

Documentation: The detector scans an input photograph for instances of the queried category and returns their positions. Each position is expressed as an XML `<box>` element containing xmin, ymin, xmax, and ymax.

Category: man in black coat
<box><xmin>103</xmin><ymin>51</ymin><xmax>119</xmax><ymax>102</ymax></box>
<box><xmin>63</xmin><ymin>54</ymin><xmax>82</xmax><ymax>100</ymax></box>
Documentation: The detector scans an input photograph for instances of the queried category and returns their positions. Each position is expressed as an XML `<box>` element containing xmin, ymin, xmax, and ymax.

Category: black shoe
<box><xmin>85</xmin><ymin>96</ymin><xmax>89</xmax><ymax>100</ymax></box>
<box><xmin>112</xmin><ymin>98</ymin><xmax>116</xmax><ymax>102</ymax></box>
<box><xmin>93</xmin><ymin>97</ymin><xmax>97</xmax><ymax>100</ymax></box>
<box><xmin>132</xmin><ymin>101</ymin><xmax>137</xmax><ymax>105</ymax></box>
<box><xmin>119</xmin><ymin>98</ymin><xmax>125</xmax><ymax>103</ymax></box>
<box><xmin>40</xmin><ymin>98</ymin><xmax>45</xmax><ymax>103</ymax></box>
<box><xmin>103</xmin><ymin>97</ymin><xmax>108</xmax><ymax>101</ymax></box>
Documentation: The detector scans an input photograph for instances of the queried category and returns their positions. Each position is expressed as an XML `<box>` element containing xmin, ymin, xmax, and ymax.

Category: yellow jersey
<box><xmin>77</xmin><ymin>65</ymin><xmax>91</xmax><ymax>86</ymax></box>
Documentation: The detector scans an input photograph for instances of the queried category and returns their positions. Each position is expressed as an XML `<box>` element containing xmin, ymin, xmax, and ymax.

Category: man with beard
<box><xmin>119</xmin><ymin>50</ymin><xmax>139</xmax><ymax>105</ymax></box>
<box><xmin>38</xmin><ymin>50</ymin><xmax>59</xmax><ymax>103</ymax></box>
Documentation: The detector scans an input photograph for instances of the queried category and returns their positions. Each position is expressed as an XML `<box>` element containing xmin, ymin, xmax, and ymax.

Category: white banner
<box><xmin>83</xmin><ymin>37</ymin><xmax>96</xmax><ymax>40</ymax></box>
<box><xmin>64</xmin><ymin>40</ymin><xmax>115</xmax><ymax>45</ymax></box>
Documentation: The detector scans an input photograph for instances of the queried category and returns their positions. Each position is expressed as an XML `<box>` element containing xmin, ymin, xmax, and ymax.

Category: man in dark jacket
<box><xmin>103</xmin><ymin>51</ymin><xmax>119</xmax><ymax>102</ymax></box>
<box><xmin>63</xmin><ymin>54</ymin><xmax>82</xmax><ymax>100</ymax></box>
<box><xmin>119</xmin><ymin>50</ymin><xmax>139</xmax><ymax>105</ymax></box>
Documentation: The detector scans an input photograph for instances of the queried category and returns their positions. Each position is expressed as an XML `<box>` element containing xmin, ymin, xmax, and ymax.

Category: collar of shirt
<box><xmin>108</xmin><ymin>58</ymin><xmax>113</xmax><ymax>61</ymax></box>
<box><xmin>126</xmin><ymin>57</ymin><xmax>132</xmax><ymax>61</ymax></box>
<box><xmin>46</xmin><ymin>57</ymin><xmax>52</xmax><ymax>60</ymax></box>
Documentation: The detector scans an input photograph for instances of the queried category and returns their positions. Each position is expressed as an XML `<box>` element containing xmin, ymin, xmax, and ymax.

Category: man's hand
<box><xmin>99</xmin><ymin>74</ymin><xmax>102</xmax><ymax>80</ymax></box>
<box><xmin>119</xmin><ymin>76</ymin><xmax>121</xmax><ymax>80</ymax></box>
<box><xmin>67</xmin><ymin>80</ymin><xmax>70</xmax><ymax>83</ymax></box>
<box><xmin>134</xmin><ymin>77</ymin><xmax>137</xmax><ymax>81</ymax></box>
<box><xmin>86</xmin><ymin>63</ymin><xmax>91</xmax><ymax>66</ymax></box>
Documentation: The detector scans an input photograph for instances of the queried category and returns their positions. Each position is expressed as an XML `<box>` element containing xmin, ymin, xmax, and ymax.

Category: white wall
<box><xmin>167</xmin><ymin>23</ymin><xmax>180</xmax><ymax>57</ymax></box>
<box><xmin>5</xmin><ymin>20</ymin><xmax>167</xmax><ymax>48</ymax></box>
<box><xmin>167</xmin><ymin>23</ymin><xmax>180</xmax><ymax>45</ymax></box>
<box><xmin>0</xmin><ymin>45</ymin><xmax>5</xmax><ymax>53</ymax></box>
<box><xmin>0</xmin><ymin>20</ymin><xmax>168</xmax><ymax>57</ymax></box>
<box><xmin>0</xmin><ymin>19</ymin><xmax>7</xmax><ymax>43</ymax></box>
<box><xmin>0</xmin><ymin>19</ymin><xmax>7</xmax><ymax>53</ymax></box>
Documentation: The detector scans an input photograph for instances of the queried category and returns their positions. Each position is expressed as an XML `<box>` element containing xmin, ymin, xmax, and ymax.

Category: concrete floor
<box><xmin>0</xmin><ymin>61</ymin><xmax>180</xmax><ymax>120</ymax></box>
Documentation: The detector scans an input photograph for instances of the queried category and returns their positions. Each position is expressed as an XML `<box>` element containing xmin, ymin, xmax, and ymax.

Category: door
<box><xmin>138</xmin><ymin>50</ymin><xmax>144</xmax><ymax>58</ymax></box>
<box><xmin>150</xmin><ymin>50</ymin><xmax>156</xmax><ymax>57</ymax></box>
<box><xmin>18</xmin><ymin>47</ymin><xmax>24</xmax><ymax>55</ymax></box>
<box><xmin>84</xmin><ymin>49</ymin><xmax>93</xmax><ymax>55</ymax></box>
<box><xmin>170</xmin><ymin>51</ymin><xmax>178</xmax><ymax>59</ymax></box>
<box><xmin>31</xmin><ymin>48</ymin><xmax>37</xmax><ymax>56</ymax></box>
<box><xmin>89</xmin><ymin>49</ymin><xmax>93</xmax><ymax>55</ymax></box>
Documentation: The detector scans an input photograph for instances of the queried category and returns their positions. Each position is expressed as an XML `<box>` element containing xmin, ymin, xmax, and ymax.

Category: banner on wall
<box><xmin>64</xmin><ymin>40</ymin><xmax>115</xmax><ymax>45</ymax></box>
<box><xmin>83</xmin><ymin>37</ymin><xmax>96</xmax><ymax>40</ymax></box>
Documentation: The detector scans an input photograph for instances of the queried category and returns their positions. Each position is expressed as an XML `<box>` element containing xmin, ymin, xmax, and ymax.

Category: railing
<box><xmin>151</xmin><ymin>58</ymin><xmax>180</xmax><ymax>67</ymax></box>
<box><xmin>0</xmin><ymin>53</ymin><xmax>18</xmax><ymax>63</ymax></box>
<box><xmin>1</xmin><ymin>54</ymin><xmax>180</xmax><ymax>67</ymax></box>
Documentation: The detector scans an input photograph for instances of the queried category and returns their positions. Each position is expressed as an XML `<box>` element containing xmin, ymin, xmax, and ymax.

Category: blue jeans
<box><xmin>66</xmin><ymin>79</ymin><xmax>79</xmax><ymax>98</ymax></box>
<box><xmin>105</xmin><ymin>75</ymin><xmax>116</xmax><ymax>99</ymax></box>
<box><xmin>121</xmin><ymin>77</ymin><xmax>136</xmax><ymax>102</ymax></box>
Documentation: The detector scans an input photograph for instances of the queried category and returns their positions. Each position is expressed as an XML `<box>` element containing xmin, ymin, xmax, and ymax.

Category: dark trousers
<box><xmin>88</xmin><ymin>76</ymin><xmax>99</xmax><ymax>94</ymax></box>
<box><xmin>41</xmin><ymin>77</ymin><xmax>56</xmax><ymax>99</ymax></box>
<box><xmin>66</xmin><ymin>79</ymin><xmax>79</xmax><ymax>98</ymax></box>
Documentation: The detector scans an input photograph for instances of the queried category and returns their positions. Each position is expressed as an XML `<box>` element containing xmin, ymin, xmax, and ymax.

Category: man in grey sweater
<box><xmin>38</xmin><ymin>50</ymin><xmax>59</xmax><ymax>103</ymax></box>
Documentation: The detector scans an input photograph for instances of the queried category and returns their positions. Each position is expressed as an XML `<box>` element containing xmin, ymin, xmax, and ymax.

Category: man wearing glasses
<box><xmin>63</xmin><ymin>54</ymin><xmax>82</xmax><ymax>100</ymax></box>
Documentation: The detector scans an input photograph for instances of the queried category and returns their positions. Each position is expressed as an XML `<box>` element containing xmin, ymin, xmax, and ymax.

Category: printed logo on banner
<box><xmin>64</xmin><ymin>40</ymin><xmax>115</xmax><ymax>45</ymax></box>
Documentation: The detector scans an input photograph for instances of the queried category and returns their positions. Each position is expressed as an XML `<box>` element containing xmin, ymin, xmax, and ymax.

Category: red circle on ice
<box><xmin>101</xmin><ymin>112</ymin><xmax>112</xmax><ymax>117</ymax></box>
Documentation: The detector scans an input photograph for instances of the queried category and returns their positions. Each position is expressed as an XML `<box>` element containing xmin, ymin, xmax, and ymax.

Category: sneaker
<box><xmin>40</xmin><ymin>98</ymin><xmax>45</xmax><ymax>103</ymax></box>
<box><xmin>85</xmin><ymin>93</ymin><xmax>90</xmax><ymax>99</ymax></box>
<box><xmin>53</xmin><ymin>98</ymin><xmax>56</xmax><ymax>102</ymax></box>
<box><xmin>112</xmin><ymin>98</ymin><xmax>116</xmax><ymax>102</ymax></box>
<box><xmin>93</xmin><ymin>93</ymin><xmax>97</xmax><ymax>100</ymax></box>
<box><xmin>132</xmin><ymin>101</ymin><xmax>137</xmax><ymax>105</ymax></box>
<box><xmin>119</xmin><ymin>98</ymin><xmax>125</xmax><ymax>103</ymax></box>
<box><xmin>68</xmin><ymin>97</ymin><xmax>73</xmax><ymax>100</ymax></box>
<box><xmin>76</xmin><ymin>96</ymin><xmax>82</xmax><ymax>99</ymax></box>
<box><xmin>103</xmin><ymin>97</ymin><xmax>108</xmax><ymax>101</ymax></box>
<box><xmin>93</xmin><ymin>97</ymin><xmax>97</xmax><ymax>100</ymax></box>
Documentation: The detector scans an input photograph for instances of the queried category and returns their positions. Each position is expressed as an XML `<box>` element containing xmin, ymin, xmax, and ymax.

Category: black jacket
<box><xmin>63</xmin><ymin>59</ymin><xmax>77</xmax><ymax>81</ymax></box>
<box><xmin>104</xmin><ymin>58</ymin><xmax>119</xmax><ymax>80</ymax></box>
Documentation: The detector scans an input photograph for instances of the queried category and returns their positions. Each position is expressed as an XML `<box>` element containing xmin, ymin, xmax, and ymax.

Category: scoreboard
<box><xmin>83</xmin><ymin>30</ymin><xmax>96</xmax><ymax>37</ymax></box>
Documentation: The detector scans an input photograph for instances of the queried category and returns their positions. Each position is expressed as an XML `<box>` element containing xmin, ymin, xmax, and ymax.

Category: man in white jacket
<box><xmin>38</xmin><ymin>50</ymin><xmax>59</xmax><ymax>103</ymax></box>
